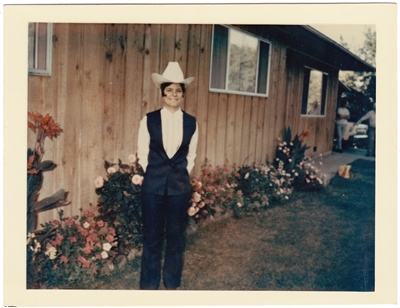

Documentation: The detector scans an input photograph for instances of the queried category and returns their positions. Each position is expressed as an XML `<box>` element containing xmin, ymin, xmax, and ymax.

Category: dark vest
<box><xmin>141</xmin><ymin>109</ymin><xmax>197</xmax><ymax>196</ymax></box>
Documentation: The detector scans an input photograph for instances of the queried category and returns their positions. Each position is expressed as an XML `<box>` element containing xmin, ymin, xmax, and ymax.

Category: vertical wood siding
<box><xmin>28</xmin><ymin>23</ymin><xmax>337</xmax><ymax>226</ymax></box>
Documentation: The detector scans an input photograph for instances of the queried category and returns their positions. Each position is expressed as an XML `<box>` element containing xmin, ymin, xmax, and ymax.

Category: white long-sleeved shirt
<box><xmin>356</xmin><ymin>110</ymin><xmax>376</xmax><ymax>128</ymax></box>
<box><xmin>137</xmin><ymin>107</ymin><xmax>198</xmax><ymax>173</ymax></box>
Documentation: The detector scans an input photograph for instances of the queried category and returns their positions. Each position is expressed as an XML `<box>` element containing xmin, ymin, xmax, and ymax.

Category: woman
<box><xmin>137</xmin><ymin>62</ymin><xmax>198</xmax><ymax>290</ymax></box>
<box><xmin>335</xmin><ymin>101</ymin><xmax>350</xmax><ymax>153</ymax></box>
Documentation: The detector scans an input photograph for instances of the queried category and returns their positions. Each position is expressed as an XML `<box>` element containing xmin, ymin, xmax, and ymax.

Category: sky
<box><xmin>310</xmin><ymin>24</ymin><xmax>374</xmax><ymax>51</ymax></box>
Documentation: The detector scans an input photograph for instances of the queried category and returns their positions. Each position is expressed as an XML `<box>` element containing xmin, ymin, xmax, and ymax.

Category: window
<box><xmin>301</xmin><ymin>67</ymin><xmax>328</xmax><ymax>116</ymax></box>
<box><xmin>28</xmin><ymin>23</ymin><xmax>52</xmax><ymax>76</ymax></box>
<box><xmin>210</xmin><ymin>25</ymin><xmax>271</xmax><ymax>97</ymax></box>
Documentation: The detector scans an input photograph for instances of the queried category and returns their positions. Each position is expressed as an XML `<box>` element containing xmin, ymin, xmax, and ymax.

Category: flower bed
<box><xmin>27</xmin><ymin>127</ymin><xmax>324</xmax><ymax>288</ymax></box>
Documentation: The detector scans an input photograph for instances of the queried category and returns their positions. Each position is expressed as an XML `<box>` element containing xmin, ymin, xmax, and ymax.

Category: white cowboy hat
<box><xmin>151</xmin><ymin>62</ymin><xmax>194</xmax><ymax>88</ymax></box>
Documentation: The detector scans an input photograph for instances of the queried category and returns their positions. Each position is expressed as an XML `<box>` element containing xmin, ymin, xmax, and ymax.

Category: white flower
<box><xmin>244</xmin><ymin>172</ymin><xmax>249</xmax><ymax>179</ymax></box>
<box><xmin>319</xmin><ymin>162</ymin><xmax>323</xmax><ymax>165</ymax></box>
<box><xmin>103</xmin><ymin>242</ymin><xmax>112</xmax><ymax>252</ymax></box>
<box><xmin>285</xmin><ymin>196</ymin><xmax>289</xmax><ymax>200</ymax></box>
<box><xmin>237</xmin><ymin>202</ymin><xmax>243</xmax><ymax>208</ymax></box>
<box><xmin>107</xmin><ymin>167</ymin><xmax>117</xmax><ymax>174</ymax></box>
<box><xmin>45</xmin><ymin>246</ymin><xmax>57</xmax><ymax>260</ymax></box>
<box><xmin>132</xmin><ymin>174</ymin><xmax>144</xmax><ymax>186</ymax></box>
<box><xmin>288</xmin><ymin>159</ymin><xmax>292</xmax><ymax>162</ymax></box>
<box><xmin>306</xmin><ymin>178</ymin><xmax>310</xmax><ymax>183</ymax></box>
<box><xmin>83</xmin><ymin>221</ymin><xmax>90</xmax><ymax>229</ymax></box>
<box><xmin>101</xmin><ymin>251</ymin><xmax>109</xmax><ymax>259</ymax></box>
<box><xmin>283</xmin><ymin>142</ymin><xmax>287</xmax><ymax>146</ymax></box>
<box><xmin>193</xmin><ymin>192</ymin><xmax>201</xmax><ymax>203</ymax></box>
<box><xmin>290</xmin><ymin>142</ymin><xmax>294</xmax><ymax>146</ymax></box>
<box><xmin>94</xmin><ymin>176</ymin><xmax>104</xmax><ymax>188</ymax></box>
<box><xmin>295</xmin><ymin>172</ymin><xmax>299</xmax><ymax>176</ymax></box>
<box><xmin>187</xmin><ymin>207</ymin><xmax>196</xmax><ymax>216</ymax></box>
<box><xmin>279</xmin><ymin>147</ymin><xmax>282</xmax><ymax>150</ymax></box>
<box><xmin>128</xmin><ymin>154</ymin><xmax>137</xmax><ymax>163</ymax></box>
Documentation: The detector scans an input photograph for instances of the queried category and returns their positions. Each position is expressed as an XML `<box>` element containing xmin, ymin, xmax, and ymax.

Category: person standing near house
<box><xmin>137</xmin><ymin>62</ymin><xmax>198</xmax><ymax>290</ymax></box>
<box><xmin>335</xmin><ymin>101</ymin><xmax>350</xmax><ymax>153</ymax></box>
<box><xmin>354</xmin><ymin>103</ymin><xmax>376</xmax><ymax>157</ymax></box>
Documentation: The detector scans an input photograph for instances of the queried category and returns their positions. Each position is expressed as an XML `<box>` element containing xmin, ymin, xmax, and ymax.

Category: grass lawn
<box><xmin>71</xmin><ymin>158</ymin><xmax>376</xmax><ymax>291</ymax></box>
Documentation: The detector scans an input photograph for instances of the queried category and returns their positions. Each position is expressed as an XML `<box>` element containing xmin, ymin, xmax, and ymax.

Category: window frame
<box><xmin>301</xmin><ymin>66</ymin><xmax>328</xmax><ymax>117</ymax></box>
<box><xmin>209</xmin><ymin>25</ymin><xmax>272</xmax><ymax>98</ymax></box>
<box><xmin>28</xmin><ymin>23</ymin><xmax>53</xmax><ymax>76</ymax></box>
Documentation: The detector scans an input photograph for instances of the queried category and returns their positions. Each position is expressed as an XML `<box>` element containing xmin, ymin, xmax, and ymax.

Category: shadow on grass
<box><xmin>181</xmin><ymin>159</ymin><xmax>375</xmax><ymax>291</ymax></box>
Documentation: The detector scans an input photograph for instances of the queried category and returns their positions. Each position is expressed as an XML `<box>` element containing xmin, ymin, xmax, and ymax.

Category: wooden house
<box><xmin>28</xmin><ymin>23</ymin><xmax>375</xmax><ymax>226</ymax></box>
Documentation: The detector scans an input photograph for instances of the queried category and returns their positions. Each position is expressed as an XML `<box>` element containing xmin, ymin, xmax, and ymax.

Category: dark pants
<box><xmin>367</xmin><ymin>126</ymin><xmax>376</xmax><ymax>155</ymax></box>
<box><xmin>140</xmin><ymin>192</ymin><xmax>191</xmax><ymax>290</ymax></box>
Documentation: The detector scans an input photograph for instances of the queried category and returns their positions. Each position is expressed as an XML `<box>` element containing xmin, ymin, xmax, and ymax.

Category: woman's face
<box><xmin>162</xmin><ymin>83</ymin><xmax>184</xmax><ymax>112</ymax></box>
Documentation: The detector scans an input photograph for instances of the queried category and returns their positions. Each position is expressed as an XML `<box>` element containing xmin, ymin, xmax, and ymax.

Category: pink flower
<box><xmin>198</xmin><ymin>202</ymin><xmax>205</xmax><ymax>208</ymax></box>
<box><xmin>109</xmin><ymin>227</ymin><xmax>116</xmax><ymax>236</ymax></box>
<box><xmin>187</xmin><ymin>207</ymin><xmax>196</xmax><ymax>216</ymax></box>
<box><xmin>60</xmin><ymin>255</ymin><xmax>69</xmax><ymax>264</ymax></box>
<box><xmin>128</xmin><ymin>154</ymin><xmax>137</xmax><ymax>163</ymax></box>
<box><xmin>94</xmin><ymin>176</ymin><xmax>104</xmax><ymax>188</ymax></box>
<box><xmin>91</xmin><ymin>204</ymin><xmax>99</xmax><ymax>212</ymax></box>
<box><xmin>106</xmin><ymin>234</ymin><xmax>115</xmax><ymax>243</ymax></box>
<box><xmin>97</xmin><ymin>220</ymin><xmax>105</xmax><ymax>228</ymax></box>
<box><xmin>209</xmin><ymin>199</ymin><xmax>215</xmax><ymax>205</ymax></box>
<box><xmin>90</xmin><ymin>222</ymin><xmax>96</xmax><ymax>229</ymax></box>
<box><xmin>107</xmin><ymin>167</ymin><xmax>117</xmax><ymax>174</ymax></box>
<box><xmin>53</xmin><ymin>220</ymin><xmax>61</xmax><ymax>226</ymax></box>
<box><xmin>65</xmin><ymin>217</ymin><xmax>75</xmax><ymax>227</ymax></box>
<box><xmin>53</xmin><ymin>264</ymin><xmax>58</xmax><ymax>270</ymax></box>
<box><xmin>46</xmin><ymin>242</ymin><xmax>53</xmax><ymax>250</ymax></box>
<box><xmin>52</xmin><ymin>233</ymin><xmax>64</xmax><ymax>246</ymax></box>
<box><xmin>132</xmin><ymin>174</ymin><xmax>144</xmax><ymax>186</ymax></box>
<box><xmin>95</xmin><ymin>254</ymin><xmax>102</xmax><ymax>260</ymax></box>
<box><xmin>87</xmin><ymin>232</ymin><xmax>99</xmax><ymax>243</ymax></box>
<box><xmin>83</xmin><ymin>246</ymin><xmax>91</xmax><ymax>255</ymax></box>
<box><xmin>70</xmin><ymin>236</ymin><xmax>77</xmax><ymax>243</ymax></box>
<box><xmin>78</xmin><ymin>256</ymin><xmax>91</xmax><ymax>268</ymax></box>
<box><xmin>77</xmin><ymin>225</ymin><xmax>89</xmax><ymax>237</ymax></box>
<box><xmin>192</xmin><ymin>192</ymin><xmax>201</xmax><ymax>203</ymax></box>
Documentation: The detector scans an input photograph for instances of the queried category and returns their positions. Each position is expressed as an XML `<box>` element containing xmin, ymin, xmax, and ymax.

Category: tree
<box><xmin>339</xmin><ymin>27</ymin><xmax>376</xmax><ymax>121</ymax></box>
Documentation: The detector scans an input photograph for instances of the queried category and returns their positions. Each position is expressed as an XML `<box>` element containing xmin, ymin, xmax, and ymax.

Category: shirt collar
<box><xmin>161</xmin><ymin>107</ymin><xmax>182</xmax><ymax>118</ymax></box>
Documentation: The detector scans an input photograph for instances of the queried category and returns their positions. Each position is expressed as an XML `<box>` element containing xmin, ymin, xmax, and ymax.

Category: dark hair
<box><xmin>160</xmin><ymin>83</ymin><xmax>185</xmax><ymax>97</ymax></box>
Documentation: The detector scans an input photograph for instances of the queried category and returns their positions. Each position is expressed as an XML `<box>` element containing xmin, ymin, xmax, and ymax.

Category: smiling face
<box><xmin>161</xmin><ymin>83</ymin><xmax>184</xmax><ymax>113</ymax></box>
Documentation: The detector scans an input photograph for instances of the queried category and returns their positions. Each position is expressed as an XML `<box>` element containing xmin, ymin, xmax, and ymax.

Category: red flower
<box><xmin>52</xmin><ymin>233</ymin><xmax>64</xmax><ymax>246</ymax></box>
<box><xmin>70</xmin><ymin>236</ymin><xmax>77</xmax><ymax>243</ymax></box>
<box><xmin>106</xmin><ymin>234</ymin><xmax>115</xmax><ymax>243</ymax></box>
<box><xmin>53</xmin><ymin>265</ymin><xmax>58</xmax><ymax>270</ymax></box>
<box><xmin>97</xmin><ymin>220</ymin><xmax>105</xmax><ymax>228</ymax></box>
<box><xmin>65</xmin><ymin>218</ymin><xmax>75</xmax><ymax>227</ymax></box>
<box><xmin>95</xmin><ymin>254</ymin><xmax>102</xmax><ymax>260</ymax></box>
<box><xmin>60</xmin><ymin>255</ymin><xmax>69</xmax><ymax>264</ymax></box>
<box><xmin>235</xmin><ymin>172</ymin><xmax>240</xmax><ymax>177</ymax></box>
<box><xmin>77</xmin><ymin>225</ymin><xmax>89</xmax><ymax>237</ymax></box>
<box><xmin>78</xmin><ymin>256</ymin><xmax>91</xmax><ymax>268</ymax></box>
<box><xmin>53</xmin><ymin>220</ymin><xmax>61</xmax><ymax>226</ymax></box>
<box><xmin>91</xmin><ymin>204</ymin><xmax>99</xmax><ymax>212</ymax></box>
<box><xmin>82</xmin><ymin>243</ymin><xmax>93</xmax><ymax>255</ymax></box>
<box><xmin>109</xmin><ymin>227</ymin><xmax>116</xmax><ymax>236</ymax></box>
<box><xmin>90</xmin><ymin>222</ymin><xmax>96</xmax><ymax>229</ymax></box>
<box><xmin>87</xmin><ymin>232</ymin><xmax>99</xmax><ymax>243</ymax></box>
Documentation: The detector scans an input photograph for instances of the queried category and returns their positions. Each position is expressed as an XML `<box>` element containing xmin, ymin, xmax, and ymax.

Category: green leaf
<box><xmin>33</xmin><ymin>189</ymin><xmax>70</xmax><ymax>213</ymax></box>
<box><xmin>37</xmin><ymin>160</ymin><xmax>57</xmax><ymax>172</ymax></box>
